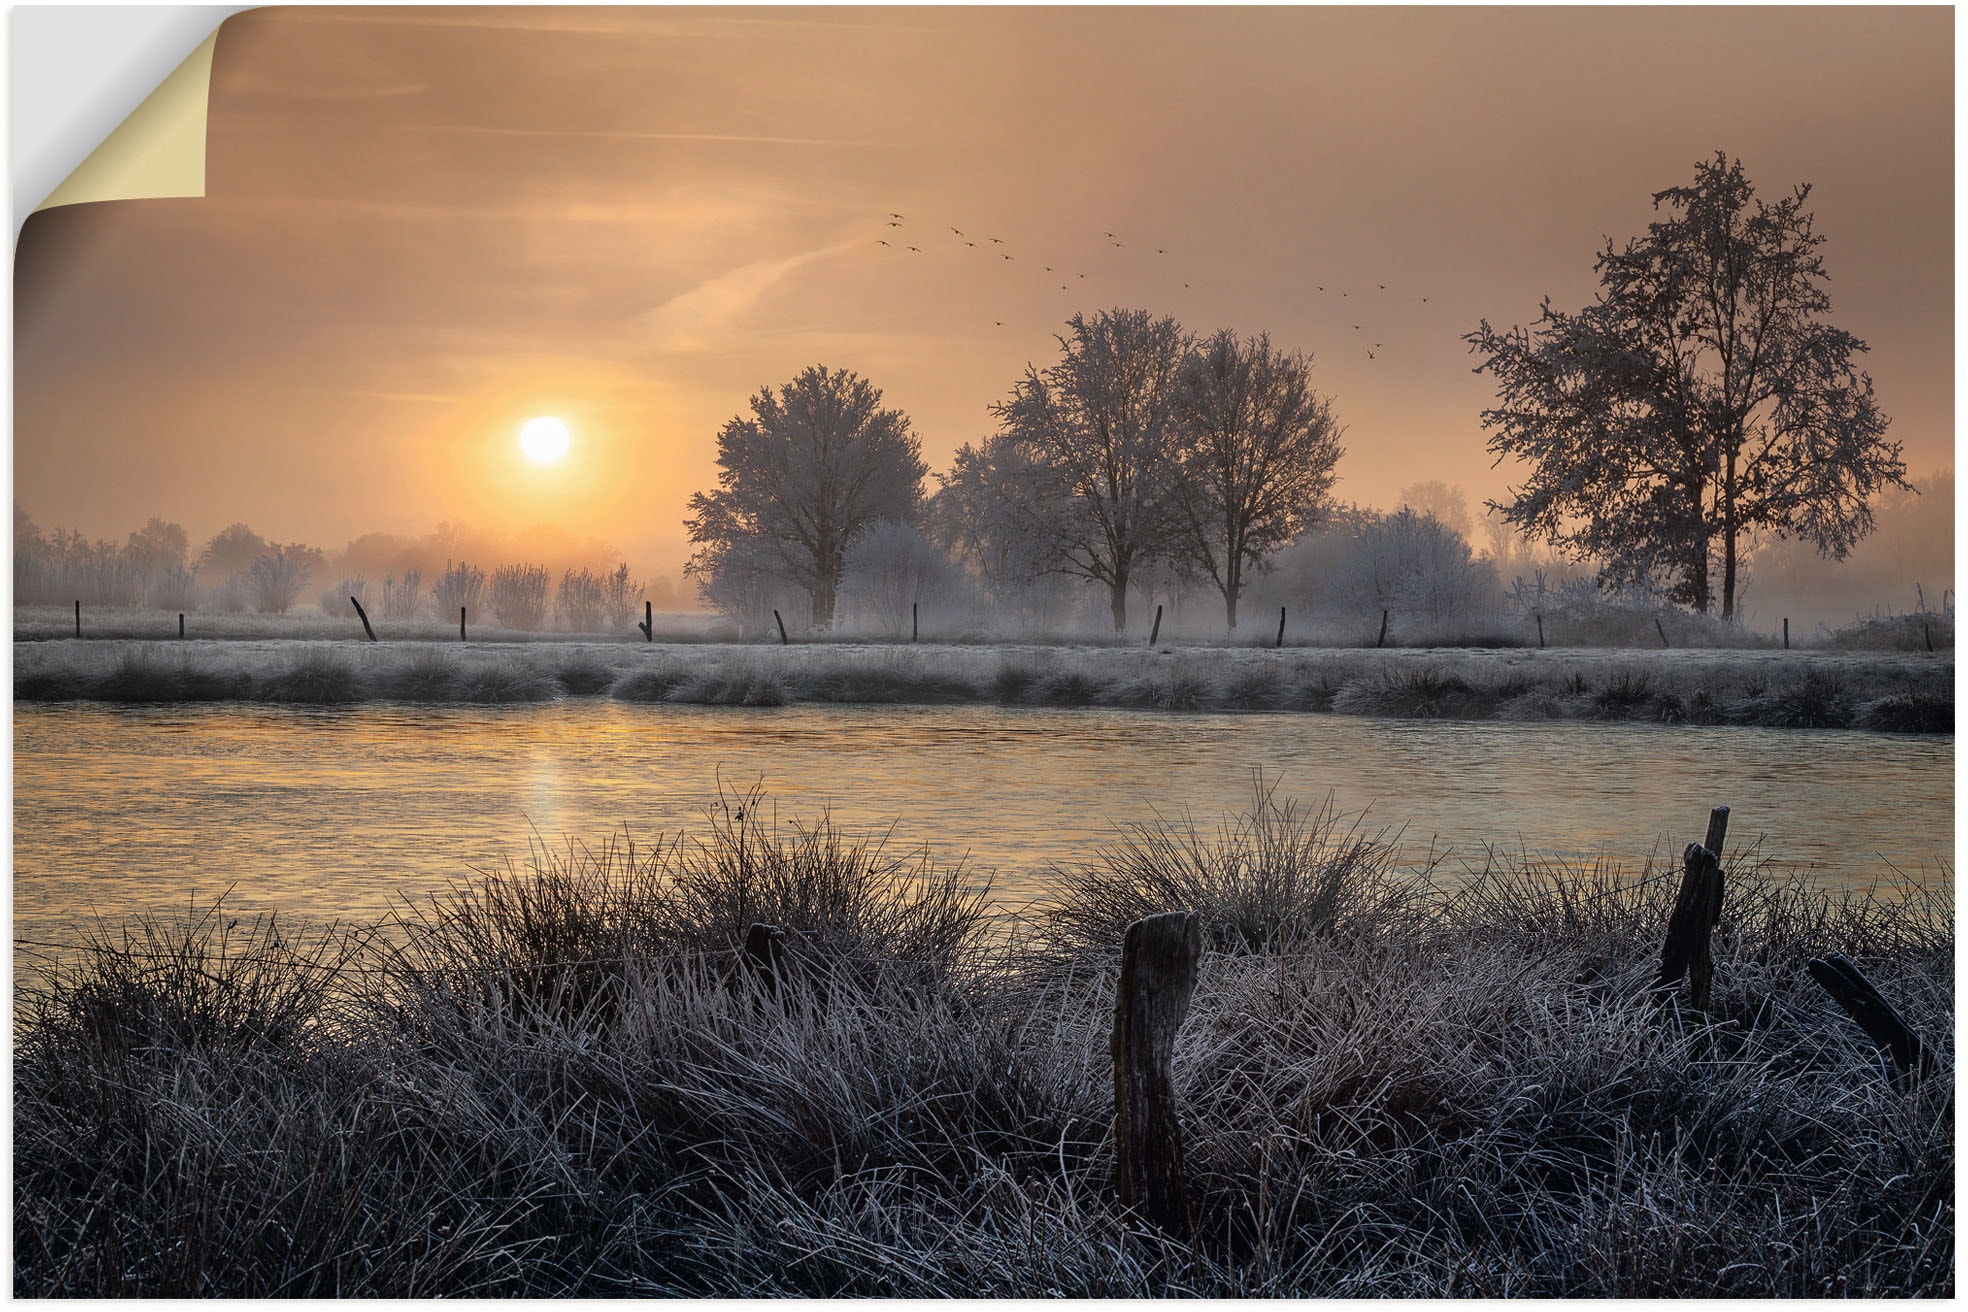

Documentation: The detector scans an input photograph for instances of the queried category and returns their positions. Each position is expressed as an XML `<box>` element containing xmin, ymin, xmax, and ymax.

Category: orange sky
<box><xmin>14</xmin><ymin>5</ymin><xmax>1955</xmax><ymax>576</ymax></box>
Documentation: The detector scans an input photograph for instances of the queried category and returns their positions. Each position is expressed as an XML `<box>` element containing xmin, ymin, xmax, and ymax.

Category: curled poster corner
<box><xmin>31</xmin><ymin>24</ymin><xmax>222</xmax><ymax>215</ymax></box>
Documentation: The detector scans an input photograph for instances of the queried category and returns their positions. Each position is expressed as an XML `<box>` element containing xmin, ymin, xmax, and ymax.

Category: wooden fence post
<box><xmin>773</xmin><ymin>609</ymin><xmax>789</xmax><ymax>645</ymax></box>
<box><xmin>1149</xmin><ymin>604</ymin><xmax>1163</xmax><ymax>647</ymax></box>
<box><xmin>1656</xmin><ymin>805</ymin><xmax>1728</xmax><ymax>1008</ymax></box>
<box><xmin>1276</xmin><ymin>606</ymin><xmax>1287</xmax><ymax>649</ymax></box>
<box><xmin>743</xmin><ymin>922</ymin><xmax>787</xmax><ymax>997</ymax></box>
<box><xmin>1656</xmin><ymin>616</ymin><xmax>1670</xmax><ymax>648</ymax></box>
<box><xmin>74</xmin><ymin>600</ymin><xmax>81</xmax><ymax>638</ymax></box>
<box><xmin>460</xmin><ymin>606</ymin><xmax>467</xmax><ymax>641</ymax></box>
<box><xmin>913</xmin><ymin>601</ymin><xmax>919</xmax><ymax>643</ymax></box>
<box><xmin>350</xmin><ymin>596</ymin><xmax>377</xmax><ymax>641</ymax></box>
<box><xmin>1535</xmin><ymin>613</ymin><xmax>1545</xmax><ymax>648</ymax></box>
<box><xmin>1806</xmin><ymin>952</ymin><xmax>1935</xmax><ymax>1084</ymax></box>
<box><xmin>178</xmin><ymin>613</ymin><xmax>185</xmax><ymax>639</ymax></box>
<box><xmin>1783</xmin><ymin>617</ymin><xmax>1789</xmax><ymax>649</ymax></box>
<box><xmin>1112</xmin><ymin>910</ymin><xmax>1201</xmax><ymax>1238</ymax></box>
<box><xmin>638</xmin><ymin>600</ymin><xmax>653</xmax><ymax>641</ymax></box>
<box><xmin>1376</xmin><ymin>609</ymin><xmax>1389</xmax><ymax>648</ymax></box>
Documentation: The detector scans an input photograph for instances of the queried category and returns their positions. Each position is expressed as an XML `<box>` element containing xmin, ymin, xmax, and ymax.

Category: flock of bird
<box><xmin>870</xmin><ymin>210</ymin><xmax>1435</xmax><ymax>363</ymax></box>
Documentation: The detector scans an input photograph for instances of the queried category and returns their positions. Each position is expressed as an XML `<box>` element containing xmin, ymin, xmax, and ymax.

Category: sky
<box><xmin>13</xmin><ymin>5</ymin><xmax>1956</xmax><ymax>577</ymax></box>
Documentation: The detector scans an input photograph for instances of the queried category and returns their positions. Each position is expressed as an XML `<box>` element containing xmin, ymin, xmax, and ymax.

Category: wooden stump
<box><xmin>1657</xmin><ymin>806</ymin><xmax>1728</xmax><ymax>1008</ymax></box>
<box><xmin>638</xmin><ymin>599</ymin><xmax>653</xmax><ymax>641</ymax></box>
<box><xmin>1112</xmin><ymin>910</ymin><xmax>1201</xmax><ymax>1238</ymax></box>
<box><xmin>350</xmin><ymin>595</ymin><xmax>377</xmax><ymax>641</ymax></box>
<box><xmin>743</xmin><ymin>922</ymin><xmax>786</xmax><ymax>996</ymax></box>
<box><xmin>1276</xmin><ymin>606</ymin><xmax>1287</xmax><ymax>649</ymax></box>
<box><xmin>773</xmin><ymin>609</ymin><xmax>789</xmax><ymax>645</ymax></box>
<box><xmin>1149</xmin><ymin>604</ymin><xmax>1164</xmax><ymax>647</ymax></box>
<box><xmin>1807</xmin><ymin>953</ymin><xmax>1935</xmax><ymax>1084</ymax></box>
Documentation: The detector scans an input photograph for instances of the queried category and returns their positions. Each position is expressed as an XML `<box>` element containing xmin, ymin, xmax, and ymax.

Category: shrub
<box><xmin>430</xmin><ymin>560</ymin><xmax>486</xmax><ymax>622</ymax></box>
<box><xmin>256</xmin><ymin>647</ymin><xmax>360</xmax><ymax>703</ymax></box>
<box><xmin>488</xmin><ymin>564</ymin><xmax>551</xmax><ymax>631</ymax></box>
<box><xmin>556</xmin><ymin>568</ymin><xmax>606</xmax><ymax>632</ymax></box>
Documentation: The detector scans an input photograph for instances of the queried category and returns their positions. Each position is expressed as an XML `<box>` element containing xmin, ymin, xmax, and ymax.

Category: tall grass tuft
<box><xmin>256</xmin><ymin>647</ymin><xmax>361</xmax><ymax>703</ymax></box>
<box><xmin>1041</xmin><ymin>777</ymin><xmax>1433</xmax><ymax>959</ymax></box>
<box><xmin>12</xmin><ymin>787</ymin><xmax>1954</xmax><ymax>1297</ymax></box>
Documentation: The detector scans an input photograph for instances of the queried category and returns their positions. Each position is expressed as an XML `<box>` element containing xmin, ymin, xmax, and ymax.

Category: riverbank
<box><xmin>13</xmin><ymin>637</ymin><xmax>1953</xmax><ymax>733</ymax></box>
<box><xmin>14</xmin><ymin>789</ymin><xmax>1951</xmax><ymax>1296</ymax></box>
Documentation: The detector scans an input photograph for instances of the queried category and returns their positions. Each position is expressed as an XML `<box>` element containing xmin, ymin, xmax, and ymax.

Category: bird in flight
<box><xmin>951</xmin><ymin>227</ymin><xmax>964</xmax><ymax>236</ymax></box>
<box><xmin>990</xmin><ymin>237</ymin><xmax>1004</xmax><ymax>244</ymax></box>
<box><xmin>1379</xmin><ymin>284</ymin><xmax>1387</xmax><ymax>290</ymax></box>
<box><xmin>1104</xmin><ymin>231</ymin><xmax>1116</xmax><ymax>237</ymax></box>
<box><xmin>886</xmin><ymin>221</ymin><xmax>901</xmax><ymax>228</ymax></box>
<box><xmin>1353</xmin><ymin>324</ymin><xmax>1361</xmax><ymax>329</ymax></box>
<box><xmin>1002</xmin><ymin>253</ymin><xmax>1013</xmax><ymax>260</ymax></box>
<box><xmin>908</xmin><ymin>245</ymin><xmax>921</xmax><ymax>252</ymax></box>
<box><xmin>1421</xmin><ymin>297</ymin><xmax>1429</xmax><ymax>303</ymax></box>
<box><xmin>1367</xmin><ymin>349</ymin><xmax>1376</xmax><ymax>360</ymax></box>
<box><xmin>1317</xmin><ymin>285</ymin><xmax>1325</xmax><ymax>292</ymax></box>
<box><xmin>995</xmin><ymin>320</ymin><xmax>1005</xmax><ymax>326</ymax></box>
<box><xmin>965</xmin><ymin>241</ymin><xmax>977</xmax><ymax>247</ymax></box>
<box><xmin>1156</xmin><ymin>248</ymin><xmax>1168</xmax><ymax>255</ymax></box>
<box><xmin>889</xmin><ymin>212</ymin><xmax>904</xmax><ymax>218</ymax></box>
<box><xmin>877</xmin><ymin>240</ymin><xmax>890</xmax><ymax>247</ymax></box>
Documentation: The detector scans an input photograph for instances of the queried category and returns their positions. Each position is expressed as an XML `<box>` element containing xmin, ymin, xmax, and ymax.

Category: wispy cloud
<box><xmin>640</xmin><ymin>241</ymin><xmax>858</xmax><ymax>352</ymax></box>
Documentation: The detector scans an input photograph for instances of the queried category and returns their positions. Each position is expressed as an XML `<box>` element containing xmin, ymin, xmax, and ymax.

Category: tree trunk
<box><xmin>812</xmin><ymin>573</ymin><xmax>838</xmax><ymax>630</ymax></box>
<box><xmin>1110</xmin><ymin>574</ymin><xmax>1129</xmax><ymax>633</ymax></box>
<box><xmin>1223</xmin><ymin>587</ymin><xmax>1239</xmax><ymax>632</ymax></box>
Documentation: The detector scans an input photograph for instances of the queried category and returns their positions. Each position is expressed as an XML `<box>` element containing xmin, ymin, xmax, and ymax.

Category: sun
<box><xmin>518</xmin><ymin>416</ymin><xmax>573</xmax><ymax>465</ymax></box>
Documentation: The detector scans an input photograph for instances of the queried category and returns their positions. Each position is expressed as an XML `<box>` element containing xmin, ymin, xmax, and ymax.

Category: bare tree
<box><xmin>685</xmin><ymin>365</ymin><xmax>926</xmax><ymax>629</ymax></box>
<box><xmin>990</xmin><ymin>309</ymin><xmax>1190</xmax><ymax>632</ymax></box>
<box><xmin>1396</xmin><ymin>481</ymin><xmax>1472</xmax><ymax>542</ymax></box>
<box><xmin>1467</xmin><ymin>152</ymin><xmax>1905</xmax><ymax>619</ymax></box>
<box><xmin>488</xmin><ymin>564</ymin><xmax>551</xmax><ymax>630</ymax></box>
<box><xmin>1171</xmin><ymin>330</ymin><xmax>1345</xmax><ymax>630</ymax></box>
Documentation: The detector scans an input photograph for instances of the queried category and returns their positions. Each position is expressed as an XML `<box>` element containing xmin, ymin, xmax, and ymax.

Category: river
<box><xmin>13</xmin><ymin>702</ymin><xmax>1952</xmax><ymax>959</ymax></box>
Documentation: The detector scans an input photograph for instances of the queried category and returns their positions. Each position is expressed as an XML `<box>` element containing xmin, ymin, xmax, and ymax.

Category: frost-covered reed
<box><xmin>14</xmin><ymin>786</ymin><xmax>1951</xmax><ymax>1296</ymax></box>
<box><xmin>15</xmin><ymin>638</ymin><xmax>1953</xmax><ymax>732</ymax></box>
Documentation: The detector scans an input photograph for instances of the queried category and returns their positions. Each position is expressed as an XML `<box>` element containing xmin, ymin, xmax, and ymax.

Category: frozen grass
<box><xmin>13</xmin><ymin>637</ymin><xmax>1952</xmax><ymax>733</ymax></box>
<box><xmin>14</xmin><ymin>786</ymin><xmax>1952</xmax><ymax>1296</ymax></box>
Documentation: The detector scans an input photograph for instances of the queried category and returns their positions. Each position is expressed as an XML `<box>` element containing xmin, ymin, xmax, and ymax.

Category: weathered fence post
<box><xmin>1276</xmin><ymin>606</ymin><xmax>1287</xmax><ymax>649</ymax></box>
<box><xmin>1656</xmin><ymin>805</ymin><xmax>1728</xmax><ymax>1008</ymax></box>
<box><xmin>460</xmin><ymin>606</ymin><xmax>468</xmax><ymax>641</ymax></box>
<box><xmin>912</xmin><ymin>601</ymin><xmax>919</xmax><ymax>643</ymax></box>
<box><xmin>1806</xmin><ymin>952</ymin><xmax>1935</xmax><ymax>1084</ymax></box>
<box><xmin>1376</xmin><ymin>609</ymin><xmax>1389</xmax><ymax>648</ymax></box>
<box><xmin>638</xmin><ymin>600</ymin><xmax>653</xmax><ymax>641</ymax></box>
<box><xmin>350</xmin><ymin>596</ymin><xmax>377</xmax><ymax>641</ymax></box>
<box><xmin>1783</xmin><ymin>617</ymin><xmax>1789</xmax><ymax>650</ymax></box>
<box><xmin>74</xmin><ymin>600</ymin><xmax>81</xmax><ymax>638</ymax></box>
<box><xmin>1535</xmin><ymin>612</ymin><xmax>1545</xmax><ymax>648</ymax></box>
<box><xmin>178</xmin><ymin>613</ymin><xmax>185</xmax><ymax>639</ymax></box>
<box><xmin>1656</xmin><ymin>617</ymin><xmax>1670</xmax><ymax>648</ymax></box>
<box><xmin>743</xmin><ymin>922</ymin><xmax>787</xmax><ymax>997</ymax></box>
<box><xmin>1112</xmin><ymin>910</ymin><xmax>1201</xmax><ymax>1238</ymax></box>
<box><xmin>773</xmin><ymin>609</ymin><xmax>789</xmax><ymax>645</ymax></box>
<box><xmin>1149</xmin><ymin>604</ymin><xmax>1163</xmax><ymax>647</ymax></box>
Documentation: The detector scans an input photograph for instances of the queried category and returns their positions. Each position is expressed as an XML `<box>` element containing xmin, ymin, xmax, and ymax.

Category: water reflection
<box><xmin>14</xmin><ymin>702</ymin><xmax>1952</xmax><ymax>953</ymax></box>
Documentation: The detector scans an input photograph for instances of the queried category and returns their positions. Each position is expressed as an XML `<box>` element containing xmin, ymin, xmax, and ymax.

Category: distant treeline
<box><xmin>11</xmin><ymin>509</ymin><xmax>688</xmax><ymax>632</ymax></box>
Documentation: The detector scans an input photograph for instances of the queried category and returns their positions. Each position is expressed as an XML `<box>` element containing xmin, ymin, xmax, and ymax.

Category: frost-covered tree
<box><xmin>600</xmin><ymin>562</ymin><xmax>641</xmax><ymax>629</ymax></box>
<box><xmin>1468</xmin><ymin>153</ymin><xmax>1905</xmax><ymax>620</ymax></box>
<box><xmin>430</xmin><ymin>559</ymin><xmax>486</xmax><ymax>619</ymax></box>
<box><xmin>685</xmin><ymin>365</ymin><xmax>926</xmax><ymax>629</ymax></box>
<box><xmin>1171</xmin><ymin>330</ymin><xmax>1344</xmax><ymax>630</ymax></box>
<box><xmin>244</xmin><ymin>543</ymin><xmax>323</xmax><ymax>614</ymax></box>
<box><xmin>839</xmin><ymin>519</ymin><xmax>971</xmax><ymax>636</ymax></box>
<box><xmin>1332</xmin><ymin>509</ymin><xmax>1493</xmax><ymax>625</ymax></box>
<box><xmin>488</xmin><ymin>563</ymin><xmax>551</xmax><ymax>630</ymax></box>
<box><xmin>989</xmin><ymin>309</ymin><xmax>1191</xmax><ymax>632</ymax></box>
